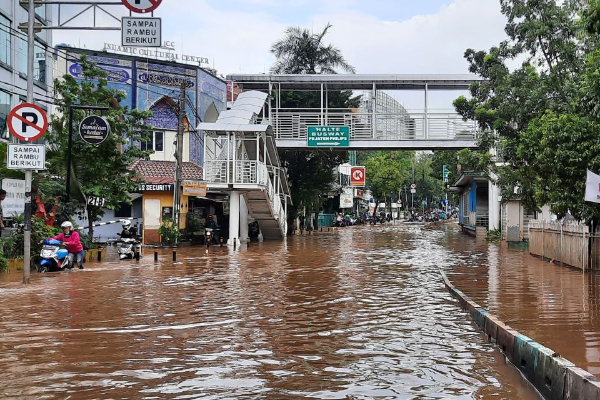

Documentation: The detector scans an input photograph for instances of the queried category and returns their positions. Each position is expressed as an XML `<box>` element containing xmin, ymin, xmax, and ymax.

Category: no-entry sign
<box><xmin>121</xmin><ymin>0</ymin><xmax>162</xmax><ymax>13</ymax></box>
<box><xmin>7</xmin><ymin>103</ymin><xmax>48</xmax><ymax>142</ymax></box>
<box><xmin>350</xmin><ymin>166</ymin><xmax>366</xmax><ymax>186</ymax></box>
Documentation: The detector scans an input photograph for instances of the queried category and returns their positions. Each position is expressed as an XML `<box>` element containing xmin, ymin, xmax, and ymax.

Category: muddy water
<box><xmin>443</xmin><ymin>224</ymin><xmax>600</xmax><ymax>377</ymax></box>
<box><xmin>0</xmin><ymin>225</ymin><xmax>540</xmax><ymax>399</ymax></box>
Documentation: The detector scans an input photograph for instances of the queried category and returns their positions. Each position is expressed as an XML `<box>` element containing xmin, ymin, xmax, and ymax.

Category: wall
<box><xmin>147</xmin><ymin>129</ymin><xmax>191</xmax><ymax>163</ymax></box>
<box><xmin>141</xmin><ymin>190</ymin><xmax>189</xmax><ymax>244</ymax></box>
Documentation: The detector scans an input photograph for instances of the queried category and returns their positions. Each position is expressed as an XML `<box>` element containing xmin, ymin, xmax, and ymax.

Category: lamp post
<box><xmin>66</xmin><ymin>105</ymin><xmax>110</xmax><ymax>202</ymax></box>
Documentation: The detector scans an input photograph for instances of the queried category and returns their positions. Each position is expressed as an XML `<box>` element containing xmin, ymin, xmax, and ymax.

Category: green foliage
<box><xmin>364</xmin><ymin>151</ymin><xmax>412</xmax><ymax>204</ymax></box>
<box><xmin>485</xmin><ymin>229</ymin><xmax>502</xmax><ymax>243</ymax></box>
<box><xmin>455</xmin><ymin>0</ymin><xmax>600</xmax><ymax>219</ymax></box>
<box><xmin>0</xmin><ymin>252</ymin><xmax>7</xmax><ymax>273</ymax></box>
<box><xmin>158</xmin><ymin>219</ymin><xmax>181</xmax><ymax>246</ymax></box>
<box><xmin>271</xmin><ymin>23</ymin><xmax>355</xmax><ymax>74</ymax></box>
<box><xmin>47</xmin><ymin>56</ymin><xmax>153</xmax><ymax>237</ymax></box>
<box><xmin>271</xmin><ymin>23</ymin><xmax>359</xmax><ymax>226</ymax></box>
<box><xmin>0</xmin><ymin>216</ymin><xmax>60</xmax><ymax>262</ymax></box>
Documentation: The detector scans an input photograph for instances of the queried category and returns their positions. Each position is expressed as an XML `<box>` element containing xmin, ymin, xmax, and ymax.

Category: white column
<box><xmin>240</xmin><ymin>194</ymin><xmax>249</xmax><ymax>243</ymax></box>
<box><xmin>489</xmin><ymin>176</ymin><xmax>500</xmax><ymax>231</ymax></box>
<box><xmin>424</xmin><ymin>83</ymin><xmax>429</xmax><ymax>139</ymax></box>
<box><xmin>228</xmin><ymin>191</ymin><xmax>241</xmax><ymax>247</ymax></box>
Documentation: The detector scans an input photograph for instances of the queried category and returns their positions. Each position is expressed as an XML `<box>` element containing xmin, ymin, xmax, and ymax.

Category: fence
<box><xmin>528</xmin><ymin>221</ymin><xmax>590</xmax><ymax>270</ymax></box>
<box><xmin>318</xmin><ymin>214</ymin><xmax>335</xmax><ymax>228</ymax></box>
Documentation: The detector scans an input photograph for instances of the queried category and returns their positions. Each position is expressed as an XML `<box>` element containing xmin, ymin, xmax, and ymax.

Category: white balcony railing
<box><xmin>272</xmin><ymin>109</ymin><xmax>478</xmax><ymax>141</ymax></box>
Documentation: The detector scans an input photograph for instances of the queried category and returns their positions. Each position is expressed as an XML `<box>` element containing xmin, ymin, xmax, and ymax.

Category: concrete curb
<box><xmin>440</xmin><ymin>270</ymin><xmax>600</xmax><ymax>400</ymax></box>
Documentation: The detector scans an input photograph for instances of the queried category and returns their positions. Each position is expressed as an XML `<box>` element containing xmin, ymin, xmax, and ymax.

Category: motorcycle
<box><xmin>38</xmin><ymin>239</ymin><xmax>73</xmax><ymax>273</ymax></box>
<box><xmin>204</xmin><ymin>228</ymin><xmax>223</xmax><ymax>248</ymax></box>
<box><xmin>117</xmin><ymin>237</ymin><xmax>141</xmax><ymax>260</ymax></box>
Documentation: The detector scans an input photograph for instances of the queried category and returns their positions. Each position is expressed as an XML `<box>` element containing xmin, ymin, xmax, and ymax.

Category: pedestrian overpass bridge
<box><xmin>226</xmin><ymin>74</ymin><xmax>483</xmax><ymax>150</ymax></box>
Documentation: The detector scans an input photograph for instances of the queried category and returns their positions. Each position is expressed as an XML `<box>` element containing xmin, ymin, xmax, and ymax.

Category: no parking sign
<box><xmin>7</xmin><ymin>103</ymin><xmax>48</xmax><ymax>142</ymax></box>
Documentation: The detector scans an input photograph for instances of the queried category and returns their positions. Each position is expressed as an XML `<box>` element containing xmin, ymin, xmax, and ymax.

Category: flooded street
<box><xmin>0</xmin><ymin>224</ymin><xmax>548</xmax><ymax>399</ymax></box>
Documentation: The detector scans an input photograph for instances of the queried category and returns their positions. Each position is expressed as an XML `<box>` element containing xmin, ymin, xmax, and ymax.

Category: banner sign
<box><xmin>1</xmin><ymin>179</ymin><xmax>25</xmax><ymax>216</ymax></box>
<box><xmin>340</xmin><ymin>193</ymin><xmax>353</xmax><ymax>208</ymax></box>
<box><xmin>138</xmin><ymin>183</ymin><xmax>173</xmax><ymax>192</ymax></box>
<box><xmin>182</xmin><ymin>180</ymin><xmax>207</xmax><ymax>197</ymax></box>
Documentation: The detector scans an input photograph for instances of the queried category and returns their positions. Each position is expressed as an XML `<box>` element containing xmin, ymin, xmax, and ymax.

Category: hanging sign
<box><xmin>182</xmin><ymin>180</ymin><xmax>207</xmax><ymax>196</ymax></box>
<box><xmin>79</xmin><ymin>116</ymin><xmax>110</xmax><ymax>145</ymax></box>
<box><xmin>350</xmin><ymin>166</ymin><xmax>366</xmax><ymax>186</ymax></box>
<box><xmin>7</xmin><ymin>103</ymin><xmax>48</xmax><ymax>142</ymax></box>
<box><xmin>121</xmin><ymin>0</ymin><xmax>162</xmax><ymax>13</ymax></box>
<box><xmin>340</xmin><ymin>193</ymin><xmax>353</xmax><ymax>208</ymax></box>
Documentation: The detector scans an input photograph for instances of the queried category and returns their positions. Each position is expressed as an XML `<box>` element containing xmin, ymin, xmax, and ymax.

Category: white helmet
<box><xmin>122</xmin><ymin>220</ymin><xmax>131</xmax><ymax>229</ymax></box>
<box><xmin>61</xmin><ymin>221</ymin><xmax>73</xmax><ymax>229</ymax></box>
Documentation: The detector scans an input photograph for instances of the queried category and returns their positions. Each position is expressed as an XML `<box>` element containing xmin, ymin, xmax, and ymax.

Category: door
<box><xmin>143</xmin><ymin>199</ymin><xmax>161</xmax><ymax>244</ymax></box>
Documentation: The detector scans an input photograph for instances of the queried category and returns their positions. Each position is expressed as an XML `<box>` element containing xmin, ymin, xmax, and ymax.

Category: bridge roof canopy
<box><xmin>226</xmin><ymin>74</ymin><xmax>484</xmax><ymax>91</ymax></box>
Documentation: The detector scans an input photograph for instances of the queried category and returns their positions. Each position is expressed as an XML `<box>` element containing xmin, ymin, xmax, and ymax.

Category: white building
<box><xmin>0</xmin><ymin>0</ymin><xmax>54</xmax><ymax>141</ymax></box>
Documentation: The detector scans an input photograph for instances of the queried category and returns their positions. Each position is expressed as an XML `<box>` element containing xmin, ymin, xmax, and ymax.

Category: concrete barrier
<box><xmin>471</xmin><ymin>307</ymin><xmax>489</xmax><ymax>330</ymax></box>
<box><xmin>565</xmin><ymin>366</ymin><xmax>600</xmax><ymax>400</ymax></box>
<box><xmin>496</xmin><ymin>323</ymin><xmax>518</xmax><ymax>359</ymax></box>
<box><xmin>533</xmin><ymin>346</ymin><xmax>574</xmax><ymax>400</ymax></box>
<box><xmin>439</xmin><ymin>270</ymin><xmax>600</xmax><ymax>400</ymax></box>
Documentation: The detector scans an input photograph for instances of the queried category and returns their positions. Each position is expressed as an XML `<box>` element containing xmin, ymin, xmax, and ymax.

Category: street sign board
<box><xmin>410</xmin><ymin>188</ymin><xmax>416</xmax><ymax>194</ymax></box>
<box><xmin>122</xmin><ymin>17</ymin><xmax>161</xmax><ymax>47</ymax></box>
<box><xmin>6</xmin><ymin>144</ymin><xmax>45</xmax><ymax>170</ymax></box>
<box><xmin>121</xmin><ymin>0</ymin><xmax>162</xmax><ymax>13</ymax></box>
<box><xmin>7</xmin><ymin>103</ymin><xmax>48</xmax><ymax>142</ymax></box>
<box><xmin>350</xmin><ymin>166</ymin><xmax>366</xmax><ymax>186</ymax></box>
<box><xmin>79</xmin><ymin>116</ymin><xmax>111</xmax><ymax>145</ymax></box>
<box><xmin>443</xmin><ymin>165</ymin><xmax>449</xmax><ymax>182</ymax></box>
<box><xmin>410</xmin><ymin>183</ymin><xmax>417</xmax><ymax>189</ymax></box>
<box><xmin>182</xmin><ymin>180</ymin><xmax>207</xmax><ymax>197</ymax></box>
<box><xmin>87</xmin><ymin>196</ymin><xmax>106</xmax><ymax>207</ymax></box>
<box><xmin>307</xmin><ymin>126</ymin><xmax>349</xmax><ymax>147</ymax></box>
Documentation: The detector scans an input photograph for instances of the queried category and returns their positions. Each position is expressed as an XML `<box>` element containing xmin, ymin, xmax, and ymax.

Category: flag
<box><xmin>585</xmin><ymin>170</ymin><xmax>600</xmax><ymax>203</ymax></box>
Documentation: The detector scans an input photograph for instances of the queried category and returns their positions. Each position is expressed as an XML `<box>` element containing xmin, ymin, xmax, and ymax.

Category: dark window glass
<box><xmin>0</xmin><ymin>90</ymin><xmax>10</xmax><ymax>140</ymax></box>
<box><xmin>0</xmin><ymin>15</ymin><xmax>10</xmax><ymax>66</ymax></box>
<box><xmin>141</xmin><ymin>132</ymin><xmax>153</xmax><ymax>151</ymax></box>
<box><xmin>114</xmin><ymin>202</ymin><xmax>132</xmax><ymax>218</ymax></box>
<box><xmin>155</xmin><ymin>131</ymin><xmax>164</xmax><ymax>151</ymax></box>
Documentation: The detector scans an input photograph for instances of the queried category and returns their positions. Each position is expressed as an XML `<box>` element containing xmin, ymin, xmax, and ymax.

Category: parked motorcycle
<box><xmin>117</xmin><ymin>237</ymin><xmax>141</xmax><ymax>260</ymax></box>
<box><xmin>38</xmin><ymin>239</ymin><xmax>73</xmax><ymax>273</ymax></box>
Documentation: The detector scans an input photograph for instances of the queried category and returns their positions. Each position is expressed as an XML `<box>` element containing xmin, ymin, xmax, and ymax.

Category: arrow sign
<box><xmin>7</xmin><ymin>103</ymin><xmax>48</xmax><ymax>142</ymax></box>
<box><xmin>121</xmin><ymin>0</ymin><xmax>162</xmax><ymax>13</ymax></box>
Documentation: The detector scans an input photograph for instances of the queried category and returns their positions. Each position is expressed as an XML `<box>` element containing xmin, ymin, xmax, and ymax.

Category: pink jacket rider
<box><xmin>52</xmin><ymin>231</ymin><xmax>84</xmax><ymax>253</ymax></box>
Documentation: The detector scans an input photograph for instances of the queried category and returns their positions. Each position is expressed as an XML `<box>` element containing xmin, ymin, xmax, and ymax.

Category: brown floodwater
<box><xmin>0</xmin><ymin>224</ymin><xmax>543</xmax><ymax>399</ymax></box>
<box><xmin>441</xmin><ymin>223</ymin><xmax>600</xmax><ymax>377</ymax></box>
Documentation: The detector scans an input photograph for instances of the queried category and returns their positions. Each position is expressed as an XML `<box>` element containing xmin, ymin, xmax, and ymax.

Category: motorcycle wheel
<box><xmin>38</xmin><ymin>265</ymin><xmax>48</xmax><ymax>273</ymax></box>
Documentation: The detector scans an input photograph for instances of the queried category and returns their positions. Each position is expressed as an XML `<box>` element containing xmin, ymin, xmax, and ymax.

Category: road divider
<box><xmin>440</xmin><ymin>270</ymin><xmax>600</xmax><ymax>400</ymax></box>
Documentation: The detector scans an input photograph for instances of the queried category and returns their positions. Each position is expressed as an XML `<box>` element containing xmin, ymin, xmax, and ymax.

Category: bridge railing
<box><xmin>271</xmin><ymin>108</ymin><xmax>478</xmax><ymax>140</ymax></box>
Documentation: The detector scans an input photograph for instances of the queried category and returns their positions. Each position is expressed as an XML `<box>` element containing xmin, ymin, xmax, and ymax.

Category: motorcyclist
<box><xmin>205</xmin><ymin>214</ymin><xmax>220</xmax><ymax>244</ymax></box>
<box><xmin>49</xmin><ymin>221</ymin><xmax>84</xmax><ymax>269</ymax></box>
<box><xmin>118</xmin><ymin>220</ymin><xmax>137</xmax><ymax>239</ymax></box>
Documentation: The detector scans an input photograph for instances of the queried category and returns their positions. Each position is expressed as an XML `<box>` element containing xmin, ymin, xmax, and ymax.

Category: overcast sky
<box><xmin>53</xmin><ymin>0</ymin><xmax>509</xmax><ymax>109</ymax></box>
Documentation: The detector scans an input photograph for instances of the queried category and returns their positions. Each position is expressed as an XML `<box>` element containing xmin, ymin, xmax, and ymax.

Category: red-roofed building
<box><xmin>129</xmin><ymin>160</ymin><xmax>206</xmax><ymax>244</ymax></box>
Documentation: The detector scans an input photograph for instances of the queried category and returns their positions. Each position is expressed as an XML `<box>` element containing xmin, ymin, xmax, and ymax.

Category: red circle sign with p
<box><xmin>7</xmin><ymin>103</ymin><xmax>48</xmax><ymax>142</ymax></box>
<box><xmin>122</xmin><ymin>0</ymin><xmax>162</xmax><ymax>13</ymax></box>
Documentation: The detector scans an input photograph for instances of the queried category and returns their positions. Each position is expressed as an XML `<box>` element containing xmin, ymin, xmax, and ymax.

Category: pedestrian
<box><xmin>0</xmin><ymin>189</ymin><xmax>6</xmax><ymax>231</ymax></box>
<box><xmin>48</xmin><ymin>221</ymin><xmax>84</xmax><ymax>269</ymax></box>
<box><xmin>299</xmin><ymin>214</ymin><xmax>305</xmax><ymax>233</ymax></box>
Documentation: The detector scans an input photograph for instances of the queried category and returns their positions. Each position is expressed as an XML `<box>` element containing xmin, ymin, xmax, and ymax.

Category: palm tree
<box><xmin>270</xmin><ymin>23</ymin><xmax>356</xmax><ymax>74</ymax></box>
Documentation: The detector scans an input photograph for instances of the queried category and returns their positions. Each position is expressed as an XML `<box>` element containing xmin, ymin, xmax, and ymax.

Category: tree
<box><xmin>454</xmin><ymin>0</ymin><xmax>598</xmax><ymax>219</ymax></box>
<box><xmin>271</xmin><ymin>24</ymin><xmax>359</xmax><ymax>230</ymax></box>
<box><xmin>363</xmin><ymin>151</ymin><xmax>412</xmax><ymax>213</ymax></box>
<box><xmin>45</xmin><ymin>57</ymin><xmax>152</xmax><ymax>238</ymax></box>
<box><xmin>271</xmin><ymin>23</ymin><xmax>355</xmax><ymax>75</ymax></box>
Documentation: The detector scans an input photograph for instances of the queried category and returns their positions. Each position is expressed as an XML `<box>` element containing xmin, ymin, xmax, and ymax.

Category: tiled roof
<box><xmin>129</xmin><ymin>160</ymin><xmax>203</xmax><ymax>184</ymax></box>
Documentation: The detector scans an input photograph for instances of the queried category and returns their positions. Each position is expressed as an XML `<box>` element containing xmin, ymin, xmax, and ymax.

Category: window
<box><xmin>16</xmin><ymin>38</ymin><xmax>46</xmax><ymax>84</ymax></box>
<box><xmin>0</xmin><ymin>14</ymin><xmax>10</xmax><ymax>67</ymax></box>
<box><xmin>141</xmin><ymin>131</ymin><xmax>164</xmax><ymax>152</ymax></box>
<box><xmin>0</xmin><ymin>90</ymin><xmax>10</xmax><ymax>140</ymax></box>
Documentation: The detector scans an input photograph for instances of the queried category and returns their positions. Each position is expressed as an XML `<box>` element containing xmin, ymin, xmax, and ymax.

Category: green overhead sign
<box><xmin>307</xmin><ymin>126</ymin><xmax>350</xmax><ymax>147</ymax></box>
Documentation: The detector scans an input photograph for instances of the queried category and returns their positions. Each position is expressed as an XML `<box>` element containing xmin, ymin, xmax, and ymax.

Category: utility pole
<box><xmin>173</xmin><ymin>80</ymin><xmax>186</xmax><ymax>240</ymax></box>
<box><xmin>21</xmin><ymin>0</ymin><xmax>35</xmax><ymax>284</ymax></box>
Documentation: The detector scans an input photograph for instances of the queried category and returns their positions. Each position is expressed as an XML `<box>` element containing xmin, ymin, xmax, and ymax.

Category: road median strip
<box><xmin>440</xmin><ymin>270</ymin><xmax>600</xmax><ymax>400</ymax></box>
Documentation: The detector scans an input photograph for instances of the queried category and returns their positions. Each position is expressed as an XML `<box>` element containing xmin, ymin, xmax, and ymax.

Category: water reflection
<box><xmin>0</xmin><ymin>225</ymin><xmax>539</xmax><ymax>399</ymax></box>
